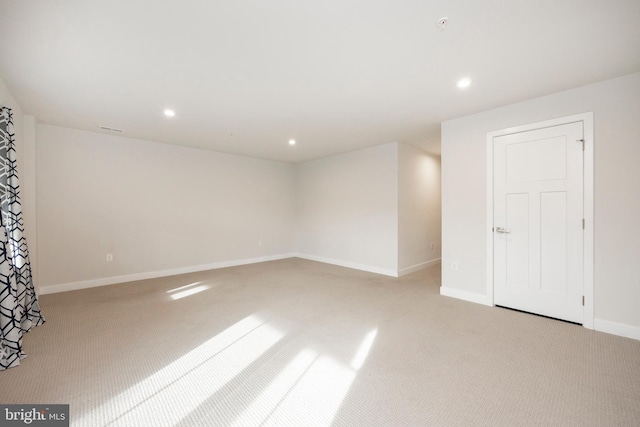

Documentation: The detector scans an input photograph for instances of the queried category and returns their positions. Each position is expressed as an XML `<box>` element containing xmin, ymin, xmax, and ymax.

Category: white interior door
<box><xmin>493</xmin><ymin>122</ymin><xmax>584</xmax><ymax>323</ymax></box>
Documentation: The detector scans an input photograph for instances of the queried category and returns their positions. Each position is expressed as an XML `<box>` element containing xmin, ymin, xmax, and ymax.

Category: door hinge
<box><xmin>582</xmin><ymin>218</ymin><xmax>585</xmax><ymax>229</ymax></box>
<box><xmin>578</xmin><ymin>139</ymin><xmax>585</xmax><ymax>151</ymax></box>
<box><xmin>582</xmin><ymin>295</ymin><xmax>585</xmax><ymax>306</ymax></box>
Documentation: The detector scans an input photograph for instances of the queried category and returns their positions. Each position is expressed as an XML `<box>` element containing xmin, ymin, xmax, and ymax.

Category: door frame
<box><xmin>485</xmin><ymin>112</ymin><xmax>594</xmax><ymax>329</ymax></box>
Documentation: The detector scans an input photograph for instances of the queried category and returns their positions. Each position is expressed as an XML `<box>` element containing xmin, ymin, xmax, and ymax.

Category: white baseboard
<box><xmin>398</xmin><ymin>258</ymin><xmax>441</xmax><ymax>277</ymax></box>
<box><xmin>439</xmin><ymin>286</ymin><xmax>492</xmax><ymax>306</ymax></box>
<box><xmin>39</xmin><ymin>253</ymin><xmax>297</xmax><ymax>295</ymax></box>
<box><xmin>295</xmin><ymin>253</ymin><xmax>398</xmax><ymax>277</ymax></box>
<box><xmin>594</xmin><ymin>318</ymin><xmax>640</xmax><ymax>341</ymax></box>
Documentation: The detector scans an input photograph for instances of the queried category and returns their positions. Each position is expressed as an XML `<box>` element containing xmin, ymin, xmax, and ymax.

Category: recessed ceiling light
<box><xmin>164</xmin><ymin>109</ymin><xmax>176</xmax><ymax>117</ymax></box>
<box><xmin>289</xmin><ymin>139</ymin><xmax>296</xmax><ymax>146</ymax></box>
<box><xmin>456</xmin><ymin>78</ymin><xmax>472</xmax><ymax>89</ymax></box>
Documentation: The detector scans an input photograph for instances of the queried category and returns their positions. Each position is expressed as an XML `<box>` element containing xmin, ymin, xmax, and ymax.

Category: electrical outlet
<box><xmin>431</xmin><ymin>242</ymin><xmax>435</xmax><ymax>250</ymax></box>
<box><xmin>451</xmin><ymin>261</ymin><xmax>458</xmax><ymax>270</ymax></box>
<box><xmin>106</xmin><ymin>253</ymin><xmax>113</xmax><ymax>262</ymax></box>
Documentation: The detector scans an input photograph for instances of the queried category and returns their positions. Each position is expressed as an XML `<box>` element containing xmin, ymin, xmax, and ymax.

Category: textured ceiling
<box><xmin>1</xmin><ymin>0</ymin><xmax>639</xmax><ymax>162</ymax></box>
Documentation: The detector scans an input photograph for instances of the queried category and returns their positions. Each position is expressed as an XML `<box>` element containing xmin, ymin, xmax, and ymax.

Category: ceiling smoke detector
<box><xmin>437</xmin><ymin>17</ymin><xmax>449</xmax><ymax>30</ymax></box>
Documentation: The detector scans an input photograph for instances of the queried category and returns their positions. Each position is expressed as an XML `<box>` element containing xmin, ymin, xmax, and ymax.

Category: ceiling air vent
<box><xmin>99</xmin><ymin>126</ymin><xmax>123</xmax><ymax>133</ymax></box>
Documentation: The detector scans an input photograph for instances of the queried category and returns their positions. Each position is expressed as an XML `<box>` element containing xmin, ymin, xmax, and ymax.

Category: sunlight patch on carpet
<box><xmin>227</xmin><ymin>328</ymin><xmax>379</xmax><ymax>427</ymax></box>
<box><xmin>166</xmin><ymin>281</ymin><xmax>212</xmax><ymax>300</ymax></box>
<box><xmin>74</xmin><ymin>315</ymin><xmax>283</xmax><ymax>427</ymax></box>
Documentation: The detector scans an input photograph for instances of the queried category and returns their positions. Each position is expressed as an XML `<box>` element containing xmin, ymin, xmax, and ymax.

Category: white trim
<box><xmin>594</xmin><ymin>319</ymin><xmax>640</xmax><ymax>341</ymax></box>
<box><xmin>295</xmin><ymin>253</ymin><xmax>398</xmax><ymax>277</ymax></box>
<box><xmin>440</xmin><ymin>286</ymin><xmax>492</xmax><ymax>306</ymax></box>
<box><xmin>39</xmin><ymin>253</ymin><xmax>297</xmax><ymax>294</ymax></box>
<box><xmin>398</xmin><ymin>258</ymin><xmax>441</xmax><ymax>277</ymax></box>
<box><xmin>486</xmin><ymin>131</ymin><xmax>495</xmax><ymax>305</ymax></box>
<box><xmin>582</xmin><ymin>114</ymin><xmax>595</xmax><ymax>329</ymax></box>
<box><xmin>485</xmin><ymin>112</ymin><xmax>595</xmax><ymax>328</ymax></box>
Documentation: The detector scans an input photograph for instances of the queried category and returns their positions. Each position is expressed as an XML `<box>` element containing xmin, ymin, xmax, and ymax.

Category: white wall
<box><xmin>398</xmin><ymin>143</ymin><xmax>441</xmax><ymax>274</ymax></box>
<box><xmin>441</xmin><ymin>72</ymin><xmax>640</xmax><ymax>337</ymax></box>
<box><xmin>37</xmin><ymin>125</ymin><xmax>295</xmax><ymax>291</ymax></box>
<box><xmin>295</xmin><ymin>143</ymin><xmax>399</xmax><ymax>276</ymax></box>
<box><xmin>37</xmin><ymin>133</ymin><xmax>440</xmax><ymax>289</ymax></box>
<box><xmin>0</xmin><ymin>77</ymin><xmax>39</xmax><ymax>290</ymax></box>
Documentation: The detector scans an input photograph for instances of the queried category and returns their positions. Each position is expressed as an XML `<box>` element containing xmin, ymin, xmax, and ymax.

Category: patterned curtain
<box><xmin>0</xmin><ymin>106</ymin><xmax>45</xmax><ymax>371</ymax></box>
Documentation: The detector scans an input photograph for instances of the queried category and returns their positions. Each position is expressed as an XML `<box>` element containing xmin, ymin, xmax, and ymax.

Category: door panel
<box><xmin>505</xmin><ymin>193</ymin><xmax>529</xmax><ymax>289</ymax></box>
<box><xmin>494</xmin><ymin>122</ymin><xmax>583</xmax><ymax>323</ymax></box>
<box><xmin>540</xmin><ymin>191</ymin><xmax>567</xmax><ymax>294</ymax></box>
<box><xmin>506</xmin><ymin>136</ymin><xmax>567</xmax><ymax>183</ymax></box>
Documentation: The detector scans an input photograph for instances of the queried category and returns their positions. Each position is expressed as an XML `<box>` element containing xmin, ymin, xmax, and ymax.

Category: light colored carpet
<box><xmin>1</xmin><ymin>258</ymin><xmax>639</xmax><ymax>426</ymax></box>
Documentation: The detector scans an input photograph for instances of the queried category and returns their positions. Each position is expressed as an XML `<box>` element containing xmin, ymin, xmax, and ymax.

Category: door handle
<box><xmin>496</xmin><ymin>227</ymin><xmax>511</xmax><ymax>233</ymax></box>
